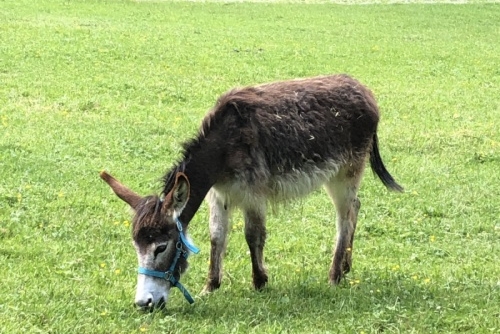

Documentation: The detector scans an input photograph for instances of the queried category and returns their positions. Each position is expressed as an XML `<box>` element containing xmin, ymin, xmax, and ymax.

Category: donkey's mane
<box><xmin>160</xmin><ymin>98</ymin><xmax>228</xmax><ymax>197</ymax></box>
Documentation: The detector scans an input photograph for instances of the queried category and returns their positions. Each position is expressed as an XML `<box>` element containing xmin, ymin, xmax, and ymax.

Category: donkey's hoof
<box><xmin>253</xmin><ymin>275</ymin><xmax>268</xmax><ymax>290</ymax></box>
<box><xmin>342</xmin><ymin>257</ymin><xmax>352</xmax><ymax>275</ymax></box>
<box><xmin>200</xmin><ymin>286</ymin><xmax>218</xmax><ymax>296</ymax></box>
<box><xmin>329</xmin><ymin>264</ymin><xmax>352</xmax><ymax>285</ymax></box>
<box><xmin>199</xmin><ymin>287</ymin><xmax>212</xmax><ymax>296</ymax></box>
<box><xmin>343</xmin><ymin>264</ymin><xmax>352</xmax><ymax>275</ymax></box>
<box><xmin>329</xmin><ymin>267</ymin><xmax>344</xmax><ymax>285</ymax></box>
<box><xmin>201</xmin><ymin>280</ymin><xmax>221</xmax><ymax>295</ymax></box>
<box><xmin>329</xmin><ymin>277</ymin><xmax>342</xmax><ymax>285</ymax></box>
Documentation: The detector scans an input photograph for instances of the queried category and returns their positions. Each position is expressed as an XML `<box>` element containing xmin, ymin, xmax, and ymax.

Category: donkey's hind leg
<box><xmin>344</xmin><ymin>197</ymin><xmax>360</xmax><ymax>274</ymax></box>
<box><xmin>203</xmin><ymin>190</ymin><xmax>231</xmax><ymax>293</ymax></box>
<box><xmin>243</xmin><ymin>201</ymin><xmax>268</xmax><ymax>290</ymax></box>
<box><xmin>325</xmin><ymin>164</ymin><xmax>364</xmax><ymax>284</ymax></box>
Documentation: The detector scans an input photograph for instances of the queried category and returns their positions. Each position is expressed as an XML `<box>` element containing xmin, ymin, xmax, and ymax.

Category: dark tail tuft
<box><xmin>370</xmin><ymin>133</ymin><xmax>404</xmax><ymax>192</ymax></box>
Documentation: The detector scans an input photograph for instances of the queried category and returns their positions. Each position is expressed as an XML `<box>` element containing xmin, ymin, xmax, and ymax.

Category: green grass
<box><xmin>1</xmin><ymin>0</ymin><xmax>499</xmax><ymax>333</ymax></box>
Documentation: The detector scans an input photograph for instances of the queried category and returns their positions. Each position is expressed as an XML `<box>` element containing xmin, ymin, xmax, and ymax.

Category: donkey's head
<box><xmin>100</xmin><ymin>171</ymin><xmax>198</xmax><ymax>309</ymax></box>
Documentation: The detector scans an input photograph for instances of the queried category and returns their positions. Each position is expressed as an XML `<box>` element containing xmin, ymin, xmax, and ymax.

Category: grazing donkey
<box><xmin>101</xmin><ymin>74</ymin><xmax>403</xmax><ymax>309</ymax></box>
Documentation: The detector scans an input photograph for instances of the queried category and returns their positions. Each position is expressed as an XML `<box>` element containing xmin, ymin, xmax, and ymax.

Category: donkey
<box><xmin>100</xmin><ymin>74</ymin><xmax>403</xmax><ymax>309</ymax></box>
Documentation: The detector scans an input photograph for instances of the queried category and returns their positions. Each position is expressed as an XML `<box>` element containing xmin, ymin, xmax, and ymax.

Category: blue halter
<box><xmin>137</xmin><ymin>218</ymin><xmax>200</xmax><ymax>304</ymax></box>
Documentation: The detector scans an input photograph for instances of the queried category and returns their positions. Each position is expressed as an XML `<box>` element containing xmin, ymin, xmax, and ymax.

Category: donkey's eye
<box><xmin>154</xmin><ymin>245</ymin><xmax>167</xmax><ymax>257</ymax></box>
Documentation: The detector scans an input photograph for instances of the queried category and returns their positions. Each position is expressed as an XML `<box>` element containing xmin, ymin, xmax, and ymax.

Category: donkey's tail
<box><xmin>369</xmin><ymin>133</ymin><xmax>404</xmax><ymax>192</ymax></box>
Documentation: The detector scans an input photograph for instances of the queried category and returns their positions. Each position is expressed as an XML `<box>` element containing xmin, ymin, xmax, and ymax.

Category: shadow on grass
<box><xmin>155</xmin><ymin>275</ymin><xmax>440</xmax><ymax>323</ymax></box>
<box><xmin>126</xmin><ymin>272</ymin><xmax>499</xmax><ymax>332</ymax></box>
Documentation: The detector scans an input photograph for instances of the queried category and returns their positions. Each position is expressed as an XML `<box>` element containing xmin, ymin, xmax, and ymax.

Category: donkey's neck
<box><xmin>166</xmin><ymin>139</ymin><xmax>224</xmax><ymax>226</ymax></box>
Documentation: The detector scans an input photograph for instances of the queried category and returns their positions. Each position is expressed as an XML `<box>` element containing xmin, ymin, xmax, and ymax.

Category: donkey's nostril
<box><xmin>135</xmin><ymin>297</ymin><xmax>153</xmax><ymax>308</ymax></box>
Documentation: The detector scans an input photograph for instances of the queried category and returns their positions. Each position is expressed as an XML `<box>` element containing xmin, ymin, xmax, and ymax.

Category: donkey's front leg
<box><xmin>203</xmin><ymin>191</ymin><xmax>230</xmax><ymax>293</ymax></box>
<box><xmin>243</xmin><ymin>204</ymin><xmax>268</xmax><ymax>290</ymax></box>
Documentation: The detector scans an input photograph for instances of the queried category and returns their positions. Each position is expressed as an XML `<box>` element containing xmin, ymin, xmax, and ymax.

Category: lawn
<box><xmin>0</xmin><ymin>0</ymin><xmax>499</xmax><ymax>333</ymax></box>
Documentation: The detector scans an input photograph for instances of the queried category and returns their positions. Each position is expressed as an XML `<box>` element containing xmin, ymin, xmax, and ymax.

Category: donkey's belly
<box><xmin>211</xmin><ymin>159</ymin><xmax>341</xmax><ymax>209</ymax></box>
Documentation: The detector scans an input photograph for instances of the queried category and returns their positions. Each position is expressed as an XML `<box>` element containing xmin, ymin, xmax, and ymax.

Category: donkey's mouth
<box><xmin>136</xmin><ymin>297</ymin><xmax>166</xmax><ymax>312</ymax></box>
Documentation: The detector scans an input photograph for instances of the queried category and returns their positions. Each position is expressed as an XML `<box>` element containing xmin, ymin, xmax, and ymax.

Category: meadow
<box><xmin>1</xmin><ymin>0</ymin><xmax>499</xmax><ymax>333</ymax></box>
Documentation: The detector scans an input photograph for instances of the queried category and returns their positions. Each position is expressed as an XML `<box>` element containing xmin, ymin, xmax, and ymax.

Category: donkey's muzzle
<box><xmin>135</xmin><ymin>296</ymin><xmax>166</xmax><ymax>311</ymax></box>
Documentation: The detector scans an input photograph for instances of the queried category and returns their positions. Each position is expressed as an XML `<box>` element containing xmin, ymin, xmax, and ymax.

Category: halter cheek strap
<box><xmin>137</xmin><ymin>219</ymin><xmax>200</xmax><ymax>304</ymax></box>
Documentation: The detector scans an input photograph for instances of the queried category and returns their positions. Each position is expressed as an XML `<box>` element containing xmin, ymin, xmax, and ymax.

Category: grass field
<box><xmin>1</xmin><ymin>0</ymin><xmax>499</xmax><ymax>333</ymax></box>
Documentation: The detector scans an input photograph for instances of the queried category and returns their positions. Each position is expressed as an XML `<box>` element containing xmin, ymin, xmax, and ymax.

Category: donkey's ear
<box><xmin>100</xmin><ymin>171</ymin><xmax>142</xmax><ymax>210</ymax></box>
<box><xmin>169</xmin><ymin>172</ymin><xmax>190</xmax><ymax>217</ymax></box>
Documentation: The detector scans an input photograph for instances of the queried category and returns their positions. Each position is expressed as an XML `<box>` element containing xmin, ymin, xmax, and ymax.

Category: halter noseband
<box><xmin>137</xmin><ymin>218</ymin><xmax>200</xmax><ymax>304</ymax></box>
